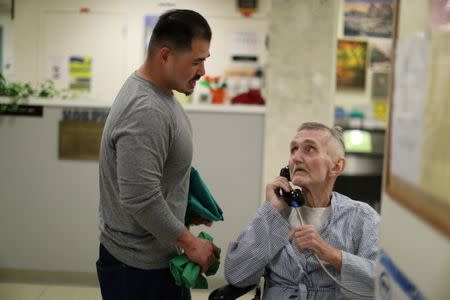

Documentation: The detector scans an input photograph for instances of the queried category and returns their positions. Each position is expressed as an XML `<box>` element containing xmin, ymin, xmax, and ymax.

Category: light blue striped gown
<box><xmin>224</xmin><ymin>192</ymin><xmax>379</xmax><ymax>300</ymax></box>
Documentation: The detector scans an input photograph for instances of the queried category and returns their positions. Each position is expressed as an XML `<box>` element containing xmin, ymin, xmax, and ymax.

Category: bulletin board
<box><xmin>385</xmin><ymin>0</ymin><xmax>450</xmax><ymax>238</ymax></box>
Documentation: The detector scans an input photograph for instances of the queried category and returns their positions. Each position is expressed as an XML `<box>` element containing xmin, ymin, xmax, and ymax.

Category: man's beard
<box><xmin>184</xmin><ymin>75</ymin><xmax>201</xmax><ymax>96</ymax></box>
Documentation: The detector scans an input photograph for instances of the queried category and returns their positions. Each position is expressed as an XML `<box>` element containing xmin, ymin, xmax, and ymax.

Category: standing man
<box><xmin>96</xmin><ymin>9</ymin><xmax>217</xmax><ymax>300</ymax></box>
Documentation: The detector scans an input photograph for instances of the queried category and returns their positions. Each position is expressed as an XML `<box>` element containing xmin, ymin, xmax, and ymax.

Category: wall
<box><xmin>376</xmin><ymin>0</ymin><xmax>450</xmax><ymax>298</ymax></box>
<box><xmin>13</xmin><ymin>0</ymin><xmax>269</xmax><ymax>100</ymax></box>
<box><xmin>262</xmin><ymin>0</ymin><xmax>338</xmax><ymax>189</ymax></box>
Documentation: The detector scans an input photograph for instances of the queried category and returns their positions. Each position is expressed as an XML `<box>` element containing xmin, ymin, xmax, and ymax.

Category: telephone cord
<box><xmin>294</xmin><ymin>207</ymin><xmax>374</xmax><ymax>299</ymax></box>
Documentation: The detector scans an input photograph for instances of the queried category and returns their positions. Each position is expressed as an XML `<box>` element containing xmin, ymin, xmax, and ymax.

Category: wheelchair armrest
<box><xmin>208</xmin><ymin>284</ymin><xmax>258</xmax><ymax>300</ymax></box>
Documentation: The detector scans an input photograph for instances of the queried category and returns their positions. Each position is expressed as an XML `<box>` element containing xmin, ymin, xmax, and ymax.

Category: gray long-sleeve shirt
<box><xmin>98</xmin><ymin>72</ymin><xmax>193</xmax><ymax>269</ymax></box>
<box><xmin>224</xmin><ymin>192</ymin><xmax>380</xmax><ymax>299</ymax></box>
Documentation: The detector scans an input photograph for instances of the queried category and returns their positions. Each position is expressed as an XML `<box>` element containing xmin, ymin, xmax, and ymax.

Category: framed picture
<box><xmin>370</xmin><ymin>40</ymin><xmax>392</xmax><ymax>69</ymax></box>
<box><xmin>344</xmin><ymin>0</ymin><xmax>394</xmax><ymax>38</ymax></box>
<box><xmin>371</xmin><ymin>72</ymin><xmax>389</xmax><ymax>99</ymax></box>
<box><xmin>336</xmin><ymin>39</ymin><xmax>368</xmax><ymax>89</ymax></box>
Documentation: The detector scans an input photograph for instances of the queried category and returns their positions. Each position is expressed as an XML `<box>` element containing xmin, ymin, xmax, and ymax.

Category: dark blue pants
<box><xmin>96</xmin><ymin>244</ymin><xmax>191</xmax><ymax>300</ymax></box>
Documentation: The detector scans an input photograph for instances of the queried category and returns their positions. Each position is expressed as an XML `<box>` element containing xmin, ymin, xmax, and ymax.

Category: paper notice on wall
<box><xmin>420</xmin><ymin>30</ymin><xmax>450</xmax><ymax>204</ymax></box>
<box><xmin>2</xmin><ymin>56</ymin><xmax>14</xmax><ymax>81</ymax></box>
<box><xmin>46</xmin><ymin>56</ymin><xmax>68</xmax><ymax>89</ymax></box>
<box><xmin>390</xmin><ymin>35</ymin><xmax>428</xmax><ymax>186</ymax></box>
<box><xmin>373</xmin><ymin>100</ymin><xmax>388</xmax><ymax>122</ymax></box>
<box><xmin>69</xmin><ymin>56</ymin><xmax>92</xmax><ymax>93</ymax></box>
<box><xmin>157</xmin><ymin>1</ymin><xmax>177</xmax><ymax>8</ymax></box>
<box><xmin>230</xmin><ymin>30</ymin><xmax>263</xmax><ymax>63</ymax></box>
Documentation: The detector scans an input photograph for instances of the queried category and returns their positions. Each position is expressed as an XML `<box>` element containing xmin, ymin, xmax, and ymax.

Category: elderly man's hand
<box><xmin>289</xmin><ymin>225</ymin><xmax>342</xmax><ymax>271</ymax></box>
<box><xmin>266</xmin><ymin>176</ymin><xmax>290</xmax><ymax>212</ymax></box>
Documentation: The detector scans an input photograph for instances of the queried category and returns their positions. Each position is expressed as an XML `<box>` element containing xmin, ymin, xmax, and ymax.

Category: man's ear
<box><xmin>159</xmin><ymin>47</ymin><xmax>171</xmax><ymax>63</ymax></box>
<box><xmin>330</xmin><ymin>157</ymin><xmax>345</xmax><ymax>178</ymax></box>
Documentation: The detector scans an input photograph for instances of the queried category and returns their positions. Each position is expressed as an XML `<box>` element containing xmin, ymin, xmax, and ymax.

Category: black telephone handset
<box><xmin>279</xmin><ymin>166</ymin><xmax>305</xmax><ymax>208</ymax></box>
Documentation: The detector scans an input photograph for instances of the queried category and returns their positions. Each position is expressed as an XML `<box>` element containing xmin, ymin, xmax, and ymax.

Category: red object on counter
<box><xmin>231</xmin><ymin>89</ymin><xmax>265</xmax><ymax>105</ymax></box>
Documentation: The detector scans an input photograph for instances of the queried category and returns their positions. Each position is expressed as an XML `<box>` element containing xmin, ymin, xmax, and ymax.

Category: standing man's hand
<box><xmin>266</xmin><ymin>176</ymin><xmax>290</xmax><ymax>212</ymax></box>
<box><xmin>288</xmin><ymin>225</ymin><xmax>342</xmax><ymax>271</ymax></box>
<box><xmin>189</xmin><ymin>213</ymin><xmax>213</xmax><ymax>227</ymax></box>
<box><xmin>174</xmin><ymin>229</ymin><xmax>218</xmax><ymax>273</ymax></box>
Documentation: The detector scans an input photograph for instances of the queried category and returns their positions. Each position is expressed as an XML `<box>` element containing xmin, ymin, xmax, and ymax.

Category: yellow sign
<box><xmin>69</xmin><ymin>56</ymin><xmax>92</xmax><ymax>92</ymax></box>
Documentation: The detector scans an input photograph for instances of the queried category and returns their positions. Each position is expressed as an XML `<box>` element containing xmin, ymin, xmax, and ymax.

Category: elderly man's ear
<box><xmin>330</xmin><ymin>158</ymin><xmax>345</xmax><ymax>178</ymax></box>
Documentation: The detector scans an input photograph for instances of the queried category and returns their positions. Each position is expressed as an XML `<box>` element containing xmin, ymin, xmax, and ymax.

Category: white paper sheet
<box><xmin>390</xmin><ymin>34</ymin><xmax>428</xmax><ymax>186</ymax></box>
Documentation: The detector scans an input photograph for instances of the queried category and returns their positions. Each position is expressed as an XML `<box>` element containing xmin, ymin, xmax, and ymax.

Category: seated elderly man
<box><xmin>224</xmin><ymin>122</ymin><xmax>379</xmax><ymax>299</ymax></box>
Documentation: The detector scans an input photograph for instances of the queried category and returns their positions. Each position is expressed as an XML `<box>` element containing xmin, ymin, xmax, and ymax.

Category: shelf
<box><xmin>183</xmin><ymin>103</ymin><xmax>265</xmax><ymax>114</ymax></box>
<box><xmin>0</xmin><ymin>97</ymin><xmax>266</xmax><ymax>115</ymax></box>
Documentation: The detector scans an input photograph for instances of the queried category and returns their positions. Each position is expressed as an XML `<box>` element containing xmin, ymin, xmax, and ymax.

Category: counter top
<box><xmin>0</xmin><ymin>97</ymin><xmax>266</xmax><ymax>115</ymax></box>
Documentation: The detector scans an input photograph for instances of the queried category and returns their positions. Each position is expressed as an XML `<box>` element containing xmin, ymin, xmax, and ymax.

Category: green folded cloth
<box><xmin>170</xmin><ymin>167</ymin><xmax>223</xmax><ymax>289</ymax></box>
<box><xmin>185</xmin><ymin>167</ymin><xmax>224</xmax><ymax>225</ymax></box>
<box><xmin>169</xmin><ymin>232</ymin><xmax>221</xmax><ymax>289</ymax></box>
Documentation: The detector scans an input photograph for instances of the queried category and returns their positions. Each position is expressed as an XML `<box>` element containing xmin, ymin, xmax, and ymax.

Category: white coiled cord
<box><xmin>293</xmin><ymin>207</ymin><xmax>374</xmax><ymax>299</ymax></box>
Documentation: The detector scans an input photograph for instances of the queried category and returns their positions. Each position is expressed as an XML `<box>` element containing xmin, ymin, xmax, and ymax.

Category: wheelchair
<box><xmin>208</xmin><ymin>283</ymin><xmax>261</xmax><ymax>300</ymax></box>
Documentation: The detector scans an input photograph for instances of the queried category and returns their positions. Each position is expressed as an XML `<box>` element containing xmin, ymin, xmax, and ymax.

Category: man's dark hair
<box><xmin>148</xmin><ymin>9</ymin><xmax>211</xmax><ymax>55</ymax></box>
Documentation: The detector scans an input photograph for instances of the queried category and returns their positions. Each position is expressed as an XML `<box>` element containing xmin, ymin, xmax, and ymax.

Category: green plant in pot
<box><xmin>0</xmin><ymin>73</ymin><xmax>34</xmax><ymax>103</ymax></box>
<box><xmin>37</xmin><ymin>79</ymin><xmax>61</xmax><ymax>98</ymax></box>
<box><xmin>0</xmin><ymin>74</ymin><xmax>74</xmax><ymax>114</ymax></box>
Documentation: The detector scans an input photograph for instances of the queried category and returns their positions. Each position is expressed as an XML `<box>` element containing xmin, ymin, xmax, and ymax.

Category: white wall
<box><xmin>376</xmin><ymin>0</ymin><xmax>450</xmax><ymax>298</ymax></box>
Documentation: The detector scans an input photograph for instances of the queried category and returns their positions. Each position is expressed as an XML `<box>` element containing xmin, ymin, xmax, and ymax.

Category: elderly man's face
<box><xmin>288</xmin><ymin>129</ymin><xmax>335</xmax><ymax>188</ymax></box>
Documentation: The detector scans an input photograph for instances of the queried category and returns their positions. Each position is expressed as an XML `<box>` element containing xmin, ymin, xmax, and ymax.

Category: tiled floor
<box><xmin>0</xmin><ymin>283</ymin><xmax>256</xmax><ymax>300</ymax></box>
